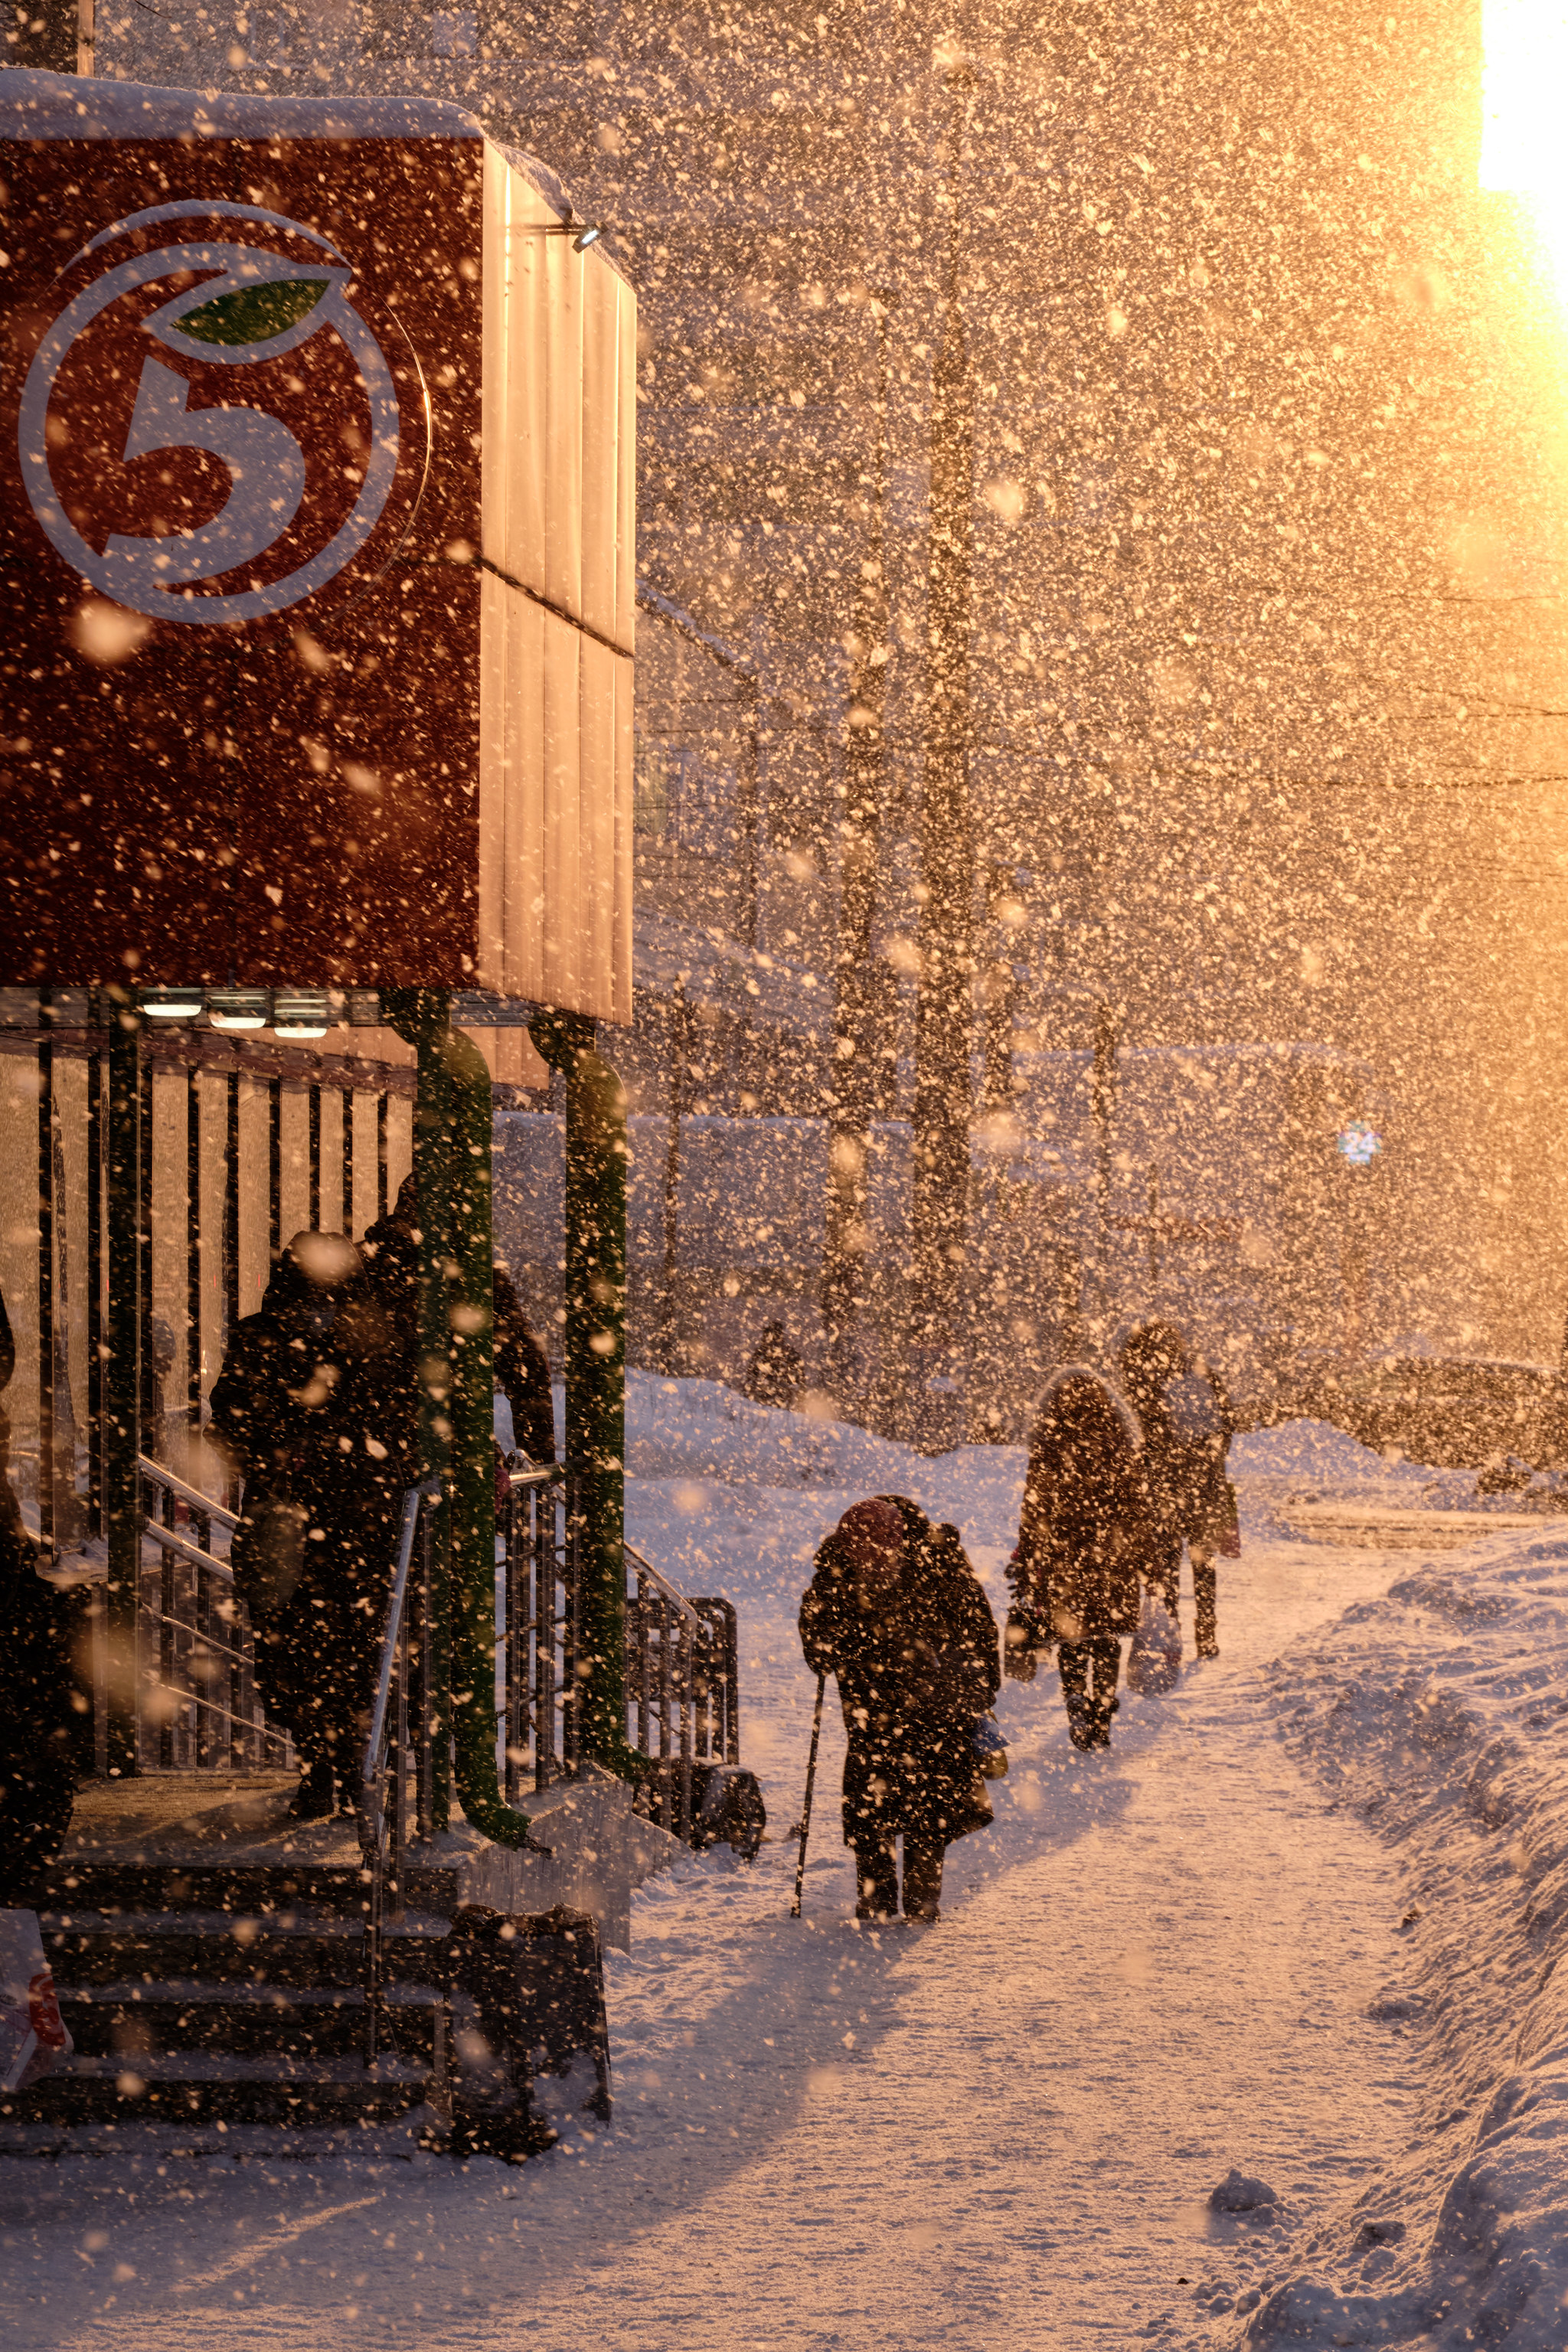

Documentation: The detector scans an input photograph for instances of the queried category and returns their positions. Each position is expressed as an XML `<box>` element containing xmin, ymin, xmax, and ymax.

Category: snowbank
<box><xmin>1183</xmin><ymin>1522</ymin><xmax>1568</xmax><ymax>2348</ymax></box>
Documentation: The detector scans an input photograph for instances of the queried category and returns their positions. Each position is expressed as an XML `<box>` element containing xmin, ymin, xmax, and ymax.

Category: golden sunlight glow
<box><xmin>1481</xmin><ymin>0</ymin><xmax>1568</xmax><ymax>298</ymax></box>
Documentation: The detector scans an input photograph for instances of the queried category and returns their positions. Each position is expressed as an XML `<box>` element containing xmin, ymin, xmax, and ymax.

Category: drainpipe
<box><xmin>382</xmin><ymin>989</ymin><xmax>533</xmax><ymax>1846</ymax></box>
<box><xmin>528</xmin><ymin>1011</ymin><xmax>642</xmax><ymax>1782</ymax></box>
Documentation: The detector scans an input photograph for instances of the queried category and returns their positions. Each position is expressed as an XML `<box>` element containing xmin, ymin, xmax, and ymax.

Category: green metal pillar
<box><xmin>528</xmin><ymin>1011</ymin><xmax>640</xmax><ymax>1782</ymax></box>
<box><xmin>383</xmin><ymin>988</ymin><xmax>533</xmax><ymax>1845</ymax></box>
<box><xmin>103</xmin><ymin>993</ymin><xmax>142</xmax><ymax>1775</ymax></box>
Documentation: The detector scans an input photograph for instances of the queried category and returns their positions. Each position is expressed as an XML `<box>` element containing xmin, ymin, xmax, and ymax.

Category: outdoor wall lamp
<box><xmin>207</xmin><ymin>987</ymin><xmax>270</xmax><ymax>1031</ymax></box>
<box><xmin>537</xmin><ymin>220</ymin><xmax>605</xmax><ymax>251</ymax></box>
<box><xmin>139</xmin><ymin>985</ymin><xmax>205</xmax><ymax>1020</ymax></box>
<box><xmin>272</xmin><ymin>989</ymin><xmax>332</xmax><ymax>1039</ymax></box>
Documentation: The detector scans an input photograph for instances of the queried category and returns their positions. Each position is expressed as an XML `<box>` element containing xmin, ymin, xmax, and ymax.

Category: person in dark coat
<box><xmin>799</xmin><ymin>1494</ymin><xmax>999</xmax><ymax>1922</ymax></box>
<box><xmin>1117</xmin><ymin>1320</ymin><xmax>1234</xmax><ymax>1659</ymax></box>
<box><xmin>0</xmin><ymin>1279</ymin><xmax>93</xmax><ymax>1901</ymax></box>
<box><xmin>1009</xmin><ymin>1365</ymin><xmax>1150</xmax><ymax>1751</ymax></box>
<box><xmin>744</xmin><ymin>1320</ymin><xmax>804</xmax><ymax>1410</ymax></box>
<box><xmin>494</xmin><ymin>1263</ymin><xmax>556</xmax><ymax>1465</ymax></box>
<box><xmin>209</xmin><ymin>1230</ymin><xmax>365</xmax><ymax>1818</ymax></box>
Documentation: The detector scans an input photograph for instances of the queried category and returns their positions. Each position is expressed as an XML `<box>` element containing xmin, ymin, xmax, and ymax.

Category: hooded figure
<box><xmin>209</xmin><ymin>1230</ymin><xmax>367</xmax><ymax>1818</ymax></box>
<box><xmin>493</xmin><ymin>1263</ymin><xmax>556</xmax><ymax>1466</ymax></box>
<box><xmin>1011</xmin><ymin>1365</ymin><xmax>1150</xmax><ymax>1751</ymax></box>
<box><xmin>1117</xmin><ymin>1319</ymin><xmax>1233</xmax><ymax>1660</ymax></box>
<box><xmin>799</xmin><ymin>1495</ymin><xmax>999</xmax><ymax>1922</ymax></box>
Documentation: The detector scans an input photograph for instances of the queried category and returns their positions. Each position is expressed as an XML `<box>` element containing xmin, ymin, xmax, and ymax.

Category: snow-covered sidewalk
<box><xmin>3</xmin><ymin>1396</ymin><xmax>1443</xmax><ymax>2352</ymax></box>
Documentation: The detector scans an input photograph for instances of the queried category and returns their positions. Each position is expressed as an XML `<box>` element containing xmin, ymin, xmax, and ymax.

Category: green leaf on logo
<box><xmin>175</xmin><ymin>279</ymin><xmax>330</xmax><ymax>348</ymax></box>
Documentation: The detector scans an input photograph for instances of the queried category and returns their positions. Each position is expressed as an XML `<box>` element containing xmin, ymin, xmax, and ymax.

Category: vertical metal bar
<box><xmin>658</xmin><ymin>1599</ymin><xmax>673</xmax><ymax>1830</ymax></box>
<box><xmin>416</xmin><ymin>1501</ymin><xmax>434</xmax><ymax>1840</ymax></box>
<box><xmin>679</xmin><ymin>1614</ymin><xmax>695</xmax><ymax>1838</ymax></box>
<box><xmin>309</xmin><ymin>1083</ymin><xmax>322</xmax><ymax>1230</ymax></box>
<box><xmin>87</xmin><ymin>1037</ymin><xmax>103</xmax><ymax>1541</ymax></box>
<box><xmin>268</xmin><ymin>1076</ymin><xmax>282</xmax><ymax>1260</ymax></box>
<box><xmin>139</xmin><ymin>1051</ymin><xmax>152</xmax><ymax>1444</ymax></box>
<box><xmin>725</xmin><ymin>1600</ymin><xmax>740</xmax><ymax>1765</ymax></box>
<box><xmin>377</xmin><ymin>1091</ymin><xmax>389</xmax><ymax>1220</ymax></box>
<box><xmin>635</xmin><ymin>1570</ymin><xmax>649</xmax><ymax>1755</ymax></box>
<box><xmin>536</xmin><ymin>1482</ymin><xmax>557</xmax><ymax>1792</ymax></box>
<box><xmin>221</xmin><ymin>1070</ymin><xmax>240</xmax><ymax>1514</ymax></box>
<box><xmin>502</xmin><ymin>1478</ymin><xmax>517</xmax><ymax>1805</ymax></box>
<box><xmin>393</xmin><ymin>1584</ymin><xmax>409</xmax><ymax>1923</ymax></box>
<box><xmin>37</xmin><ymin>998</ymin><xmax>54</xmax><ymax>1555</ymax></box>
<box><xmin>342</xmin><ymin>1084</ymin><xmax>354</xmax><ymax>1235</ymax></box>
<box><xmin>104</xmin><ymin>1000</ymin><xmax>142</xmax><ymax>1776</ymax></box>
<box><xmin>158</xmin><ymin>1516</ymin><xmax>175</xmax><ymax>1769</ymax></box>
<box><xmin>186</xmin><ymin>1064</ymin><xmax>201</xmax><ymax>1472</ymax></box>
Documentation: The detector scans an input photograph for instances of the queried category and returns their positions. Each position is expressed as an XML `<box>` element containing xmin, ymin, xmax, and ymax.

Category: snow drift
<box><xmin>1191</xmin><ymin>1522</ymin><xmax>1568</xmax><ymax>2348</ymax></box>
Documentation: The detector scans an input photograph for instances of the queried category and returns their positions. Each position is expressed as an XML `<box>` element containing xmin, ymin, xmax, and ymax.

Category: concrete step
<box><xmin>38</xmin><ymin>1860</ymin><xmax>459</xmax><ymax>1918</ymax></box>
<box><xmin>59</xmin><ymin>1982</ymin><xmax>443</xmax><ymax>2063</ymax></box>
<box><xmin>42</xmin><ymin>1910</ymin><xmax>454</xmax><ymax>1991</ymax></box>
<box><xmin>1</xmin><ymin>2052</ymin><xmax>434</xmax><ymax>2129</ymax></box>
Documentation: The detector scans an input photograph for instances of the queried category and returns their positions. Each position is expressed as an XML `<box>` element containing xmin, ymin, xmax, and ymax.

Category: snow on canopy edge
<box><xmin>0</xmin><ymin>64</ymin><xmax>484</xmax><ymax>146</ymax></box>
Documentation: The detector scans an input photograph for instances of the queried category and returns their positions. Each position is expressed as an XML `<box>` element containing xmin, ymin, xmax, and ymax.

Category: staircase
<box><xmin>4</xmin><ymin>1851</ymin><xmax>459</xmax><ymax>2138</ymax></box>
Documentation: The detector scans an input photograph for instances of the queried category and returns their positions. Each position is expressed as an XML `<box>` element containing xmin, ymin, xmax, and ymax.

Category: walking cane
<box><xmin>790</xmin><ymin>1671</ymin><xmax>828</xmax><ymax>1919</ymax></box>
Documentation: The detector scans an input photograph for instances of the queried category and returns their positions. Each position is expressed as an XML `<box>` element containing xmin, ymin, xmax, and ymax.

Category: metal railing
<box><xmin>131</xmin><ymin>1455</ymin><xmax>293</xmax><ymax>1772</ymax></box>
<box><xmin>359</xmin><ymin>1481</ymin><xmax>442</xmax><ymax>2065</ymax></box>
<box><xmin>495</xmin><ymin>1457</ymin><xmax>740</xmax><ymax>1838</ymax></box>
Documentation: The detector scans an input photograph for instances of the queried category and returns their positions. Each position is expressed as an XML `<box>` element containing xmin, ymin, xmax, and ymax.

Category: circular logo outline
<box><xmin>20</xmin><ymin>204</ymin><xmax>407</xmax><ymax>626</ymax></box>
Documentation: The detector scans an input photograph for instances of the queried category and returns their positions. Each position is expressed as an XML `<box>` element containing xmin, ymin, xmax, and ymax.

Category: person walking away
<box><xmin>1118</xmin><ymin>1320</ymin><xmax>1233</xmax><ymax>1660</ymax></box>
<box><xmin>799</xmin><ymin>1495</ymin><xmax>999</xmax><ymax>1922</ymax></box>
<box><xmin>493</xmin><ymin>1263</ymin><xmax>556</xmax><ymax>1465</ymax></box>
<box><xmin>209</xmin><ymin>1230</ymin><xmax>362</xmax><ymax>1818</ymax></box>
<box><xmin>1008</xmin><ymin>1366</ymin><xmax>1148</xmax><ymax>1751</ymax></box>
<box><xmin>744</xmin><ymin>1319</ymin><xmax>804</xmax><ymax>1410</ymax></box>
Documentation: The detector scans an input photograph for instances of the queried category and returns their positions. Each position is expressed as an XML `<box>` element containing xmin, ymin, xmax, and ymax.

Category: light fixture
<box><xmin>207</xmin><ymin>987</ymin><xmax>270</xmax><ymax>1031</ymax></box>
<box><xmin>540</xmin><ymin>219</ymin><xmax>606</xmax><ymax>251</ymax></box>
<box><xmin>272</xmin><ymin>989</ymin><xmax>332</xmax><ymax>1039</ymax></box>
<box><xmin>139</xmin><ymin>985</ymin><xmax>206</xmax><ymax>1021</ymax></box>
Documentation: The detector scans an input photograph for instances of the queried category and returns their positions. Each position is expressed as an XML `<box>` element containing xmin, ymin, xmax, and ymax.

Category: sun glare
<box><xmin>1481</xmin><ymin>0</ymin><xmax>1568</xmax><ymax>297</ymax></box>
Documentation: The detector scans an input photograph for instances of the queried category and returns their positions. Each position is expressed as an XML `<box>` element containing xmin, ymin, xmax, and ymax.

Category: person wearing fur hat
<box><xmin>1007</xmin><ymin>1366</ymin><xmax>1152</xmax><ymax>1751</ymax></box>
<box><xmin>799</xmin><ymin>1495</ymin><xmax>999</xmax><ymax>1922</ymax></box>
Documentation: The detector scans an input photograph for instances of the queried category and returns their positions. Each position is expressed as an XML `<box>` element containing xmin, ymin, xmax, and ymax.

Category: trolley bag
<box><xmin>1</xmin><ymin>1909</ymin><xmax>72</xmax><ymax>2092</ymax></box>
<box><xmin>1125</xmin><ymin>1589</ymin><xmax>1183</xmax><ymax>1697</ymax></box>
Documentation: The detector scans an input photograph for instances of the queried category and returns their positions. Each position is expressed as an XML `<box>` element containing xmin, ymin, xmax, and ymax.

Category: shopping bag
<box><xmin>1125</xmin><ymin>1589</ymin><xmax>1183</xmax><ymax>1697</ymax></box>
<box><xmin>973</xmin><ymin>1713</ymin><xmax>1009</xmax><ymax>1779</ymax></box>
<box><xmin>0</xmin><ymin>1909</ymin><xmax>72</xmax><ymax>2092</ymax></box>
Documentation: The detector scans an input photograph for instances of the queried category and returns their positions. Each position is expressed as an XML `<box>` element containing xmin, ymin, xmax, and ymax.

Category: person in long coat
<box><xmin>799</xmin><ymin>1494</ymin><xmax>999</xmax><ymax>1922</ymax></box>
<box><xmin>1117</xmin><ymin>1320</ymin><xmax>1234</xmax><ymax>1659</ymax></box>
<box><xmin>493</xmin><ymin>1262</ymin><xmax>556</xmax><ymax>1466</ymax></box>
<box><xmin>209</xmin><ymin>1230</ymin><xmax>364</xmax><ymax>1818</ymax></box>
<box><xmin>1009</xmin><ymin>1365</ymin><xmax>1150</xmax><ymax>1750</ymax></box>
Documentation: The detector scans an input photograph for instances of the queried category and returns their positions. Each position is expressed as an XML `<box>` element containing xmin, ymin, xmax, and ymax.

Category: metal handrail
<box><xmin>623</xmin><ymin>1537</ymin><xmax>704</xmax><ymax>1631</ymax></box>
<box><xmin>361</xmin><ymin>1481</ymin><xmax>439</xmax><ymax>1850</ymax></box>
<box><xmin>138</xmin><ymin>1454</ymin><xmax>240</xmax><ymax>1531</ymax></box>
<box><xmin>361</xmin><ymin>1481</ymin><xmax>440</xmax><ymax>2066</ymax></box>
<box><xmin>140</xmin><ymin>1516</ymin><xmax>233</xmax><ymax>1581</ymax></box>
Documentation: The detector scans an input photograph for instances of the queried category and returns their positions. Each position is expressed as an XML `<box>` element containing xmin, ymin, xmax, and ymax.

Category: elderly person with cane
<box><xmin>797</xmin><ymin>1496</ymin><xmax>999</xmax><ymax>1924</ymax></box>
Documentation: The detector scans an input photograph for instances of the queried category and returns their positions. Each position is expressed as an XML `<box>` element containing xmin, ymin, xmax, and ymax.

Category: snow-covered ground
<box><xmin>5</xmin><ymin>1389</ymin><xmax>1567</xmax><ymax>2349</ymax></box>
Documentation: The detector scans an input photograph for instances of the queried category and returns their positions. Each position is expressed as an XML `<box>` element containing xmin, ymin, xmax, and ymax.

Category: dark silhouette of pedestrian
<box><xmin>494</xmin><ymin>1262</ymin><xmax>556</xmax><ymax>1465</ymax></box>
<box><xmin>0</xmin><ymin>1280</ymin><xmax>91</xmax><ymax>1900</ymax></box>
<box><xmin>209</xmin><ymin>1230</ymin><xmax>365</xmax><ymax>1818</ymax></box>
<box><xmin>744</xmin><ymin>1319</ymin><xmax>805</xmax><ymax>1410</ymax></box>
<box><xmin>799</xmin><ymin>1494</ymin><xmax>999</xmax><ymax>1922</ymax></box>
<box><xmin>1009</xmin><ymin>1366</ymin><xmax>1149</xmax><ymax>1750</ymax></box>
<box><xmin>1118</xmin><ymin>1320</ymin><xmax>1233</xmax><ymax>1658</ymax></box>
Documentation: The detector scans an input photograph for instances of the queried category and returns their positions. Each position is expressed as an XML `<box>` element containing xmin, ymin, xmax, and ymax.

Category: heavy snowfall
<box><xmin>7</xmin><ymin>1378</ymin><xmax>1568</xmax><ymax>2349</ymax></box>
